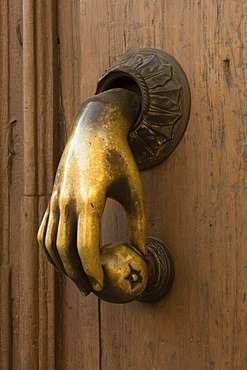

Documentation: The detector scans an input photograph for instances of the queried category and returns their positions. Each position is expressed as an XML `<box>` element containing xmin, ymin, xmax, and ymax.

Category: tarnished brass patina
<box><xmin>95</xmin><ymin>242</ymin><xmax>149</xmax><ymax>303</ymax></box>
<box><xmin>38</xmin><ymin>89</ymin><xmax>147</xmax><ymax>296</ymax></box>
<box><xmin>95</xmin><ymin>238</ymin><xmax>174</xmax><ymax>304</ymax></box>
<box><xmin>96</xmin><ymin>48</ymin><xmax>191</xmax><ymax>169</ymax></box>
<box><xmin>38</xmin><ymin>49</ymin><xmax>190</xmax><ymax>303</ymax></box>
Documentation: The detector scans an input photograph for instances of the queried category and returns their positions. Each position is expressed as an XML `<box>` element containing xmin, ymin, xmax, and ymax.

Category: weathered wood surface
<box><xmin>2</xmin><ymin>1</ymin><xmax>63</xmax><ymax>369</ymax></box>
<box><xmin>58</xmin><ymin>0</ymin><xmax>247</xmax><ymax>369</ymax></box>
<box><xmin>0</xmin><ymin>1</ymin><xmax>11</xmax><ymax>368</ymax></box>
<box><xmin>0</xmin><ymin>0</ymin><xmax>246</xmax><ymax>369</ymax></box>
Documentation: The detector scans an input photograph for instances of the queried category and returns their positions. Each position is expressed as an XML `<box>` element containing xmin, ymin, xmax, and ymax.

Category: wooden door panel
<box><xmin>58</xmin><ymin>1</ymin><xmax>247</xmax><ymax>369</ymax></box>
<box><xmin>1</xmin><ymin>0</ymin><xmax>246</xmax><ymax>369</ymax></box>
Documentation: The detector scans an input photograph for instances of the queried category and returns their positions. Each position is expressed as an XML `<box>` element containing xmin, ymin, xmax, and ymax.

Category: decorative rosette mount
<box><xmin>96</xmin><ymin>48</ymin><xmax>191</xmax><ymax>169</ymax></box>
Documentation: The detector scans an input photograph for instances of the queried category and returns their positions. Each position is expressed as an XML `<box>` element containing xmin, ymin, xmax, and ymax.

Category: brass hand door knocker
<box><xmin>38</xmin><ymin>48</ymin><xmax>190</xmax><ymax>304</ymax></box>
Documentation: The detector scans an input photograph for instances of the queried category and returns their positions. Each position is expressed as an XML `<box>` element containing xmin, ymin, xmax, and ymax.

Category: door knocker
<box><xmin>37</xmin><ymin>48</ymin><xmax>190</xmax><ymax>303</ymax></box>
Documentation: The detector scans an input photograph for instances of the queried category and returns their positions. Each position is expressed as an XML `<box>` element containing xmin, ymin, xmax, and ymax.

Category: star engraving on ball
<box><xmin>125</xmin><ymin>264</ymin><xmax>143</xmax><ymax>289</ymax></box>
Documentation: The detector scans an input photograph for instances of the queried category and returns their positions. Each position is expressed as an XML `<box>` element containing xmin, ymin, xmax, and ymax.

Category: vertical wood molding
<box><xmin>20</xmin><ymin>1</ymin><xmax>59</xmax><ymax>368</ymax></box>
<box><xmin>23</xmin><ymin>0</ymin><xmax>37</xmax><ymax>195</ymax></box>
<box><xmin>23</xmin><ymin>0</ymin><xmax>58</xmax><ymax>196</ymax></box>
<box><xmin>0</xmin><ymin>2</ymin><xmax>11</xmax><ymax>369</ymax></box>
<box><xmin>20</xmin><ymin>4</ymin><xmax>39</xmax><ymax>365</ymax></box>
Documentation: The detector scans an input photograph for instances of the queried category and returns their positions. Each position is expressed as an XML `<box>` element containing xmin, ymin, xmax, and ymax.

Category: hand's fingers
<box><xmin>77</xmin><ymin>207</ymin><xmax>104</xmax><ymax>292</ymax></box>
<box><xmin>45</xmin><ymin>197</ymin><xmax>66</xmax><ymax>274</ymax></box>
<box><xmin>121</xmin><ymin>174</ymin><xmax>147</xmax><ymax>256</ymax></box>
<box><xmin>37</xmin><ymin>205</ymin><xmax>60</xmax><ymax>271</ymax></box>
<box><xmin>127</xmin><ymin>211</ymin><xmax>147</xmax><ymax>255</ymax></box>
<box><xmin>56</xmin><ymin>204</ymin><xmax>92</xmax><ymax>296</ymax></box>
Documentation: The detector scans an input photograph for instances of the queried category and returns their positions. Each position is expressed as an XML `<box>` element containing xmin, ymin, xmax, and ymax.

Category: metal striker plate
<box><xmin>138</xmin><ymin>237</ymin><xmax>175</xmax><ymax>303</ymax></box>
<box><xmin>96</xmin><ymin>48</ymin><xmax>191</xmax><ymax>170</ymax></box>
<box><xmin>94</xmin><ymin>237</ymin><xmax>175</xmax><ymax>304</ymax></box>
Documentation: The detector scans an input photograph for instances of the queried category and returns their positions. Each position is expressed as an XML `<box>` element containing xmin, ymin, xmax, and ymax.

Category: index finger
<box><xmin>77</xmin><ymin>208</ymin><xmax>104</xmax><ymax>291</ymax></box>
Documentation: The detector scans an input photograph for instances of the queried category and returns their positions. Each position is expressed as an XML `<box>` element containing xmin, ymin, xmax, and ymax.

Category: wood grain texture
<box><xmin>20</xmin><ymin>1</ymin><xmax>60</xmax><ymax>368</ymax></box>
<box><xmin>0</xmin><ymin>1</ymin><xmax>11</xmax><ymax>368</ymax></box>
<box><xmin>57</xmin><ymin>0</ymin><xmax>247</xmax><ymax>369</ymax></box>
<box><xmin>8</xmin><ymin>1</ymin><xmax>24</xmax><ymax>367</ymax></box>
<box><xmin>0</xmin><ymin>0</ymin><xmax>61</xmax><ymax>368</ymax></box>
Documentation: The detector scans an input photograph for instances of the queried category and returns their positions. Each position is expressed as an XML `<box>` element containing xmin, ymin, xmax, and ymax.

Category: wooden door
<box><xmin>1</xmin><ymin>1</ymin><xmax>246</xmax><ymax>369</ymax></box>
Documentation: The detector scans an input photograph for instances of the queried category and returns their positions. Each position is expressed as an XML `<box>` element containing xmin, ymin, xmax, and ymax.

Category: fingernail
<box><xmin>78</xmin><ymin>285</ymin><xmax>91</xmax><ymax>296</ymax></box>
<box><xmin>93</xmin><ymin>282</ymin><xmax>103</xmax><ymax>292</ymax></box>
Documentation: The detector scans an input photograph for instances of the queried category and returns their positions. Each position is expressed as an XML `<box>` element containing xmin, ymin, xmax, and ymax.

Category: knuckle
<box><xmin>84</xmin><ymin>197</ymin><xmax>104</xmax><ymax>214</ymax></box>
<box><xmin>50</xmin><ymin>189</ymin><xmax>57</xmax><ymax>201</ymax></box>
<box><xmin>37</xmin><ymin>228</ymin><xmax>44</xmax><ymax>244</ymax></box>
<box><xmin>59</xmin><ymin>196</ymin><xmax>70</xmax><ymax>210</ymax></box>
<box><xmin>75</xmin><ymin>194</ymin><xmax>89</xmax><ymax>211</ymax></box>
<box><xmin>37</xmin><ymin>214</ymin><xmax>48</xmax><ymax>243</ymax></box>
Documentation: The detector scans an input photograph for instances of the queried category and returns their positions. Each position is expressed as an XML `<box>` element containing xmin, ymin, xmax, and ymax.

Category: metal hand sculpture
<box><xmin>38</xmin><ymin>48</ymin><xmax>190</xmax><ymax>303</ymax></box>
<box><xmin>38</xmin><ymin>89</ymin><xmax>147</xmax><ymax>296</ymax></box>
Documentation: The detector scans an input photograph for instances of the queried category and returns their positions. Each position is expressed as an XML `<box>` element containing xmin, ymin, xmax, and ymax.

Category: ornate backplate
<box><xmin>96</xmin><ymin>48</ymin><xmax>191</xmax><ymax>169</ymax></box>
